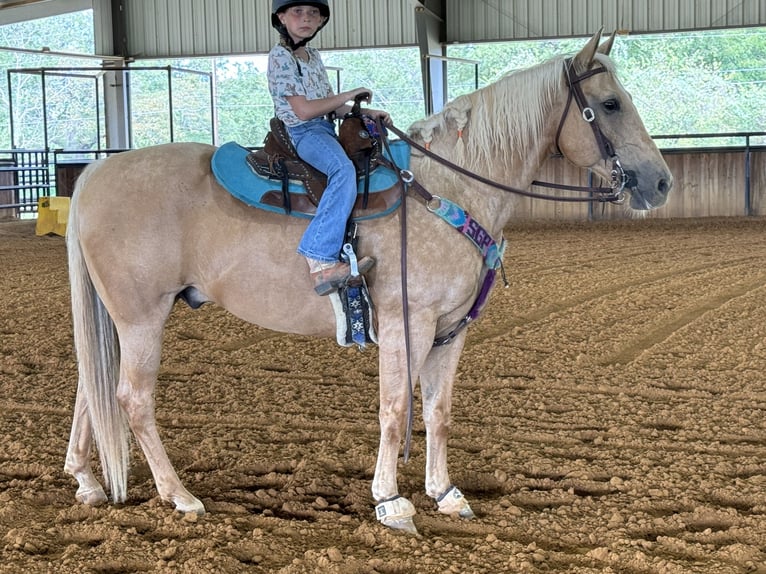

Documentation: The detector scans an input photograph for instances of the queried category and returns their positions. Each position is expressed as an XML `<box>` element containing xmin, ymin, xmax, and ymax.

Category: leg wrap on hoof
<box><xmin>375</xmin><ymin>495</ymin><xmax>417</xmax><ymax>533</ymax></box>
<box><xmin>436</xmin><ymin>486</ymin><xmax>475</xmax><ymax>519</ymax></box>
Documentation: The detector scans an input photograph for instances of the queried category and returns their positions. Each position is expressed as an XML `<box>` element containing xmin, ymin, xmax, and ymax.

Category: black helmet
<box><xmin>271</xmin><ymin>0</ymin><xmax>330</xmax><ymax>31</ymax></box>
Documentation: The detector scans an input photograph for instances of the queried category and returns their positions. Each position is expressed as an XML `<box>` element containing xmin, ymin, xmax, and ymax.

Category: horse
<box><xmin>64</xmin><ymin>30</ymin><xmax>672</xmax><ymax>534</ymax></box>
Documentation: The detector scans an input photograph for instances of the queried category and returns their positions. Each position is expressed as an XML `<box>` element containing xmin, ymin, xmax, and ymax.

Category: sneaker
<box><xmin>311</xmin><ymin>256</ymin><xmax>375</xmax><ymax>296</ymax></box>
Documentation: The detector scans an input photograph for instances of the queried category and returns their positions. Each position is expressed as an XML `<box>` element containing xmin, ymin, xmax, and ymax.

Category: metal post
<box><xmin>415</xmin><ymin>1</ymin><xmax>446</xmax><ymax>115</ymax></box>
<box><xmin>41</xmin><ymin>69</ymin><xmax>49</xmax><ymax>149</ymax></box>
<box><xmin>7</xmin><ymin>69</ymin><xmax>14</xmax><ymax>148</ymax></box>
<box><xmin>209</xmin><ymin>65</ymin><xmax>217</xmax><ymax>145</ymax></box>
<box><xmin>94</xmin><ymin>75</ymin><xmax>102</xmax><ymax>150</ymax></box>
<box><xmin>745</xmin><ymin>135</ymin><xmax>751</xmax><ymax>216</ymax></box>
<box><xmin>167</xmin><ymin>66</ymin><xmax>174</xmax><ymax>142</ymax></box>
<box><xmin>126</xmin><ymin>69</ymin><xmax>133</xmax><ymax>148</ymax></box>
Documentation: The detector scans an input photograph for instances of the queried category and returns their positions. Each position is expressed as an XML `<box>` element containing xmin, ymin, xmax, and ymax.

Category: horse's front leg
<box><xmin>420</xmin><ymin>331</ymin><xmax>475</xmax><ymax>519</ymax></box>
<box><xmin>64</xmin><ymin>379</ymin><xmax>109</xmax><ymax>506</ymax></box>
<box><xmin>372</xmin><ymin>319</ymin><xmax>434</xmax><ymax>533</ymax></box>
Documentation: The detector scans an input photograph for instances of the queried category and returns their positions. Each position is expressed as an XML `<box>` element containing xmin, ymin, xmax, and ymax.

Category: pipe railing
<box><xmin>1</xmin><ymin>131</ymin><xmax>765</xmax><ymax>215</ymax></box>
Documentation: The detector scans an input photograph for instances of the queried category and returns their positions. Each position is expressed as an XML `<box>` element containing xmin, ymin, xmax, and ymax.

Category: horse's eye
<box><xmin>602</xmin><ymin>99</ymin><xmax>620</xmax><ymax>113</ymax></box>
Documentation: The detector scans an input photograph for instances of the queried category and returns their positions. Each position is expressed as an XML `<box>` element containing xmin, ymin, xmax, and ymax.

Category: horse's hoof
<box><xmin>173</xmin><ymin>494</ymin><xmax>206</xmax><ymax>515</ymax></box>
<box><xmin>436</xmin><ymin>486</ymin><xmax>475</xmax><ymax>519</ymax></box>
<box><xmin>381</xmin><ymin>516</ymin><xmax>419</xmax><ymax>534</ymax></box>
<box><xmin>375</xmin><ymin>495</ymin><xmax>417</xmax><ymax>534</ymax></box>
<box><xmin>75</xmin><ymin>485</ymin><xmax>108</xmax><ymax>506</ymax></box>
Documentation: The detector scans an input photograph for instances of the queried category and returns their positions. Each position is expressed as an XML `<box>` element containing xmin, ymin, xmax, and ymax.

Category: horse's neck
<box><xmin>409</xmin><ymin>57</ymin><xmax>566</xmax><ymax>235</ymax></box>
<box><xmin>410</xmin><ymin>122</ymin><xmax>552</xmax><ymax>238</ymax></box>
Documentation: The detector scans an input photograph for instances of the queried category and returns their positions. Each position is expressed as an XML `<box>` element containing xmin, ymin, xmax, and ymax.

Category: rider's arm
<box><xmin>286</xmin><ymin>88</ymin><xmax>370</xmax><ymax>122</ymax></box>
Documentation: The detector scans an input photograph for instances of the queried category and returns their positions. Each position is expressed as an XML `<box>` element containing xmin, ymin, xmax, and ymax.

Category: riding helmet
<box><xmin>271</xmin><ymin>0</ymin><xmax>330</xmax><ymax>32</ymax></box>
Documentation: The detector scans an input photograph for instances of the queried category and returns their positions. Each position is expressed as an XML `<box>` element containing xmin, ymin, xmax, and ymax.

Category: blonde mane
<box><xmin>408</xmin><ymin>53</ymin><xmax>616</xmax><ymax>173</ymax></box>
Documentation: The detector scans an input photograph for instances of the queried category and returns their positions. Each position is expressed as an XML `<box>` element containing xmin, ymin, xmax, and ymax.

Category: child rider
<box><xmin>268</xmin><ymin>0</ymin><xmax>391</xmax><ymax>295</ymax></box>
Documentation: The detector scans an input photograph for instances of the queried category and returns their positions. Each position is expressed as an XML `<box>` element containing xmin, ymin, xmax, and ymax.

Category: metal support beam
<box><xmin>102</xmin><ymin>68</ymin><xmax>129</xmax><ymax>148</ymax></box>
<box><xmin>101</xmin><ymin>0</ymin><xmax>130</xmax><ymax>148</ymax></box>
<box><xmin>110</xmin><ymin>0</ymin><xmax>128</xmax><ymax>58</ymax></box>
<box><xmin>415</xmin><ymin>0</ymin><xmax>446</xmax><ymax>116</ymax></box>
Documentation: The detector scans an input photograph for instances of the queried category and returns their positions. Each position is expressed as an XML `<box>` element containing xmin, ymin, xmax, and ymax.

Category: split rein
<box><xmin>381</xmin><ymin>57</ymin><xmax>630</xmax><ymax>205</ymax></box>
<box><xmin>373</xmin><ymin>59</ymin><xmax>629</xmax><ymax>462</ymax></box>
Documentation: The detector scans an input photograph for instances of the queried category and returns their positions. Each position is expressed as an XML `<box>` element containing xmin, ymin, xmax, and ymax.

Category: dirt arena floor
<box><xmin>2</xmin><ymin>216</ymin><xmax>766</xmax><ymax>573</ymax></box>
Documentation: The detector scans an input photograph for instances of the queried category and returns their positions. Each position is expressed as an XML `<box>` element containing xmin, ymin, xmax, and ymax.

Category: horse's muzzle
<box><xmin>628</xmin><ymin>168</ymin><xmax>673</xmax><ymax>211</ymax></box>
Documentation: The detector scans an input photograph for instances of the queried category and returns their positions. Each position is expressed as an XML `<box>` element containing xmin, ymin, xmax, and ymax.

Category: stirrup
<box><xmin>311</xmin><ymin>256</ymin><xmax>375</xmax><ymax>296</ymax></box>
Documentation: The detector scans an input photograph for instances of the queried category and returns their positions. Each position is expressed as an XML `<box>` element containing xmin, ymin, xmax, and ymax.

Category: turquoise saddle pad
<box><xmin>211</xmin><ymin>140</ymin><xmax>411</xmax><ymax>220</ymax></box>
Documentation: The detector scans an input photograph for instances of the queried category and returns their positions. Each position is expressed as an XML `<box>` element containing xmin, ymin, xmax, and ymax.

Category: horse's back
<box><xmin>72</xmin><ymin>142</ymin><xmax>336</xmax><ymax>336</ymax></box>
<box><xmin>77</xmin><ymin>143</ymin><xmax>215</xmax><ymax>211</ymax></box>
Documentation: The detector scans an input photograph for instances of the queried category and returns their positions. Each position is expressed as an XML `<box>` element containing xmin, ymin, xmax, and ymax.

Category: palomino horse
<box><xmin>64</xmin><ymin>30</ymin><xmax>672</xmax><ymax>533</ymax></box>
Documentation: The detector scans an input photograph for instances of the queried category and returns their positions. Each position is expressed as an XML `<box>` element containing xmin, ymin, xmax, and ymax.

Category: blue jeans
<box><xmin>287</xmin><ymin>119</ymin><xmax>357</xmax><ymax>263</ymax></box>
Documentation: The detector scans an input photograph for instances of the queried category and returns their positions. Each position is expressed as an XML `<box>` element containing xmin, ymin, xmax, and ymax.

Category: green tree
<box><xmin>322</xmin><ymin>47</ymin><xmax>424</xmax><ymax>130</ymax></box>
<box><xmin>447</xmin><ymin>29</ymin><xmax>766</xmax><ymax>144</ymax></box>
<box><xmin>214</xmin><ymin>56</ymin><xmax>274</xmax><ymax>146</ymax></box>
<box><xmin>2</xmin><ymin>10</ymin><xmax>765</xmax><ymax>151</ymax></box>
<box><xmin>0</xmin><ymin>10</ymin><xmax>96</xmax><ymax>149</ymax></box>
<box><xmin>127</xmin><ymin>60</ymin><xmax>214</xmax><ymax>147</ymax></box>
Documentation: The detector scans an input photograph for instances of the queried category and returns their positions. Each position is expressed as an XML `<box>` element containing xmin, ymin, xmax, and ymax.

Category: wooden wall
<box><xmin>514</xmin><ymin>147</ymin><xmax>765</xmax><ymax>220</ymax></box>
<box><xmin>748</xmin><ymin>149</ymin><xmax>766</xmax><ymax>217</ymax></box>
<box><xmin>1</xmin><ymin>146</ymin><xmax>763</xmax><ymax>222</ymax></box>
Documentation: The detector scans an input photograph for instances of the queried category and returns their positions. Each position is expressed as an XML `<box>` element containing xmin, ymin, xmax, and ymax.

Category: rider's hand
<box><xmin>366</xmin><ymin>109</ymin><xmax>391</xmax><ymax>125</ymax></box>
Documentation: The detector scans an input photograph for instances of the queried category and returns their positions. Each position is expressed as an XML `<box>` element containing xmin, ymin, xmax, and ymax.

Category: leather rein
<box><xmin>375</xmin><ymin>58</ymin><xmax>631</xmax><ymax>462</ymax></box>
<box><xmin>385</xmin><ymin>57</ymin><xmax>630</xmax><ymax>204</ymax></box>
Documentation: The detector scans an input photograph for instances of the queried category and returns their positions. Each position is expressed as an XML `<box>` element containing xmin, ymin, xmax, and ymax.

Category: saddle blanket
<box><xmin>211</xmin><ymin>140</ymin><xmax>411</xmax><ymax>220</ymax></box>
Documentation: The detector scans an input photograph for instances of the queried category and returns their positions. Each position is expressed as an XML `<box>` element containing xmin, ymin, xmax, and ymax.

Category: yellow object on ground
<box><xmin>35</xmin><ymin>196</ymin><xmax>70</xmax><ymax>237</ymax></box>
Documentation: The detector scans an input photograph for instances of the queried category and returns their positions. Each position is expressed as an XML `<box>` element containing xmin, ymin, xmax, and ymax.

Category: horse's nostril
<box><xmin>658</xmin><ymin>178</ymin><xmax>669</xmax><ymax>194</ymax></box>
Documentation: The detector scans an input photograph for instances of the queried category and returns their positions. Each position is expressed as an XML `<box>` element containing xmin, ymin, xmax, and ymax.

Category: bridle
<box><xmin>537</xmin><ymin>56</ymin><xmax>630</xmax><ymax>201</ymax></box>
<box><xmin>377</xmin><ymin>57</ymin><xmax>632</xmax><ymax>461</ymax></box>
<box><xmin>386</xmin><ymin>57</ymin><xmax>630</xmax><ymax>204</ymax></box>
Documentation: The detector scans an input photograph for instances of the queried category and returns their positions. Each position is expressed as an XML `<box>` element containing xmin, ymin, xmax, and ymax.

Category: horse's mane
<box><xmin>408</xmin><ymin>53</ymin><xmax>616</xmax><ymax>172</ymax></box>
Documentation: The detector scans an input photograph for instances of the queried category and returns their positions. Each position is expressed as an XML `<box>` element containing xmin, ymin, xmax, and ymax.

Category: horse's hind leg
<box><xmin>64</xmin><ymin>380</ymin><xmax>108</xmax><ymax>506</ymax></box>
<box><xmin>116</xmin><ymin>321</ymin><xmax>205</xmax><ymax>514</ymax></box>
<box><xmin>420</xmin><ymin>332</ymin><xmax>475</xmax><ymax>519</ymax></box>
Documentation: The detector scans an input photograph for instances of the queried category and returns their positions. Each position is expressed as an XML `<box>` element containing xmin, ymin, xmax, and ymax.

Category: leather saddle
<box><xmin>246</xmin><ymin>97</ymin><xmax>391</xmax><ymax>215</ymax></box>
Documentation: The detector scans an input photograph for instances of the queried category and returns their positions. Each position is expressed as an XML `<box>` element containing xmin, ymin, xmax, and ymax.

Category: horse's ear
<box><xmin>597</xmin><ymin>30</ymin><xmax>617</xmax><ymax>56</ymax></box>
<box><xmin>572</xmin><ymin>27</ymin><xmax>603</xmax><ymax>72</ymax></box>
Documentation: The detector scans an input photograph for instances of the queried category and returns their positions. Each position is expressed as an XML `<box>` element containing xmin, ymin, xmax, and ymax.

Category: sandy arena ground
<box><xmin>2</xmin><ymin>217</ymin><xmax>766</xmax><ymax>573</ymax></box>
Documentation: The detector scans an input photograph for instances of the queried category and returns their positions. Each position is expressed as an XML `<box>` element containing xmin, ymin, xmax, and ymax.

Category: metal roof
<box><xmin>109</xmin><ymin>0</ymin><xmax>419</xmax><ymax>58</ymax></box>
<box><xmin>446</xmin><ymin>0</ymin><xmax>766</xmax><ymax>43</ymax></box>
<box><xmin>1</xmin><ymin>0</ymin><xmax>765</xmax><ymax>58</ymax></box>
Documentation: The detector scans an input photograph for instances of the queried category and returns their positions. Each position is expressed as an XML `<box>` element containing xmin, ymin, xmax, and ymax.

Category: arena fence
<box><xmin>0</xmin><ymin>149</ymin><xmax>52</xmax><ymax>220</ymax></box>
<box><xmin>0</xmin><ymin>149</ymin><xmax>127</xmax><ymax>221</ymax></box>
<box><xmin>1</xmin><ymin>132</ymin><xmax>765</xmax><ymax>221</ymax></box>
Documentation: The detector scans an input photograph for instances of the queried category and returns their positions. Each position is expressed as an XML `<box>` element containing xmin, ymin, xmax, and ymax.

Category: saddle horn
<box><xmin>348</xmin><ymin>92</ymin><xmax>371</xmax><ymax>118</ymax></box>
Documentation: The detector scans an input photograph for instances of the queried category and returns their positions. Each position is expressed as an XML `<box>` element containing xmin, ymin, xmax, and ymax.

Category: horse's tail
<box><xmin>67</xmin><ymin>163</ymin><xmax>130</xmax><ymax>503</ymax></box>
